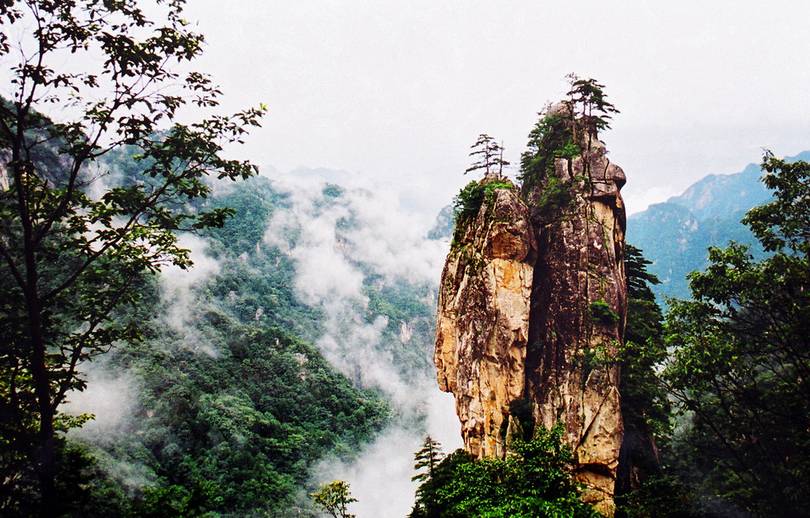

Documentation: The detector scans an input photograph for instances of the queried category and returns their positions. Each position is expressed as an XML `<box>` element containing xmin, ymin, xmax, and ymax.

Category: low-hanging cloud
<box><xmin>63</xmin><ymin>363</ymin><xmax>159</xmax><ymax>491</ymax></box>
<box><xmin>64</xmin><ymin>365</ymin><xmax>139</xmax><ymax>443</ymax></box>
<box><xmin>159</xmin><ymin>233</ymin><xmax>222</xmax><ymax>356</ymax></box>
<box><xmin>264</xmin><ymin>170</ymin><xmax>461</xmax><ymax>517</ymax></box>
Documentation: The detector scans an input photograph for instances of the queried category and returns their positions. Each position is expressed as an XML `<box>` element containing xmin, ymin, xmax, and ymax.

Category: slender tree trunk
<box><xmin>15</xmin><ymin>156</ymin><xmax>58</xmax><ymax>516</ymax></box>
<box><xmin>24</xmin><ymin>273</ymin><xmax>58</xmax><ymax>517</ymax></box>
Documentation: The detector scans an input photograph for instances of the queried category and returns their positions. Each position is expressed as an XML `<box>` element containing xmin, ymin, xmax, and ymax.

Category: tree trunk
<box><xmin>16</xmin><ymin>154</ymin><xmax>58</xmax><ymax>515</ymax></box>
<box><xmin>27</xmin><ymin>290</ymin><xmax>58</xmax><ymax>517</ymax></box>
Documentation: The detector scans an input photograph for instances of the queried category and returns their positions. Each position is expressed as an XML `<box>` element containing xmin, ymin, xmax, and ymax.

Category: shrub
<box><xmin>452</xmin><ymin>180</ymin><xmax>515</xmax><ymax>221</ymax></box>
<box><xmin>410</xmin><ymin>426</ymin><xmax>601</xmax><ymax>518</ymax></box>
<box><xmin>452</xmin><ymin>181</ymin><xmax>485</xmax><ymax>220</ymax></box>
<box><xmin>536</xmin><ymin>174</ymin><xmax>574</xmax><ymax>217</ymax></box>
<box><xmin>590</xmin><ymin>299</ymin><xmax>619</xmax><ymax>325</ymax></box>
<box><xmin>519</xmin><ymin>112</ymin><xmax>578</xmax><ymax>192</ymax></box>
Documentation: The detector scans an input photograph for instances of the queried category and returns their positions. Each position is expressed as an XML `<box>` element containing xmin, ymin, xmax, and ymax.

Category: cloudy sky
<box><xmin>142</xmin><ymin>2</ymin><xmax>807</xmax><ymax>214</ymax></box>
<box><xmin>182</xmin><ymin>0</ymin><xmax>810</xmax><ymax>214</ymax></box>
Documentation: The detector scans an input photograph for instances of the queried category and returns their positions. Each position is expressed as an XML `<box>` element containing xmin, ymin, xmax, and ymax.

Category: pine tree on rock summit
<box><xmin>465</xmin><ymin>133</ymin><xmax>510</xmax><ymax>178</ymax></box>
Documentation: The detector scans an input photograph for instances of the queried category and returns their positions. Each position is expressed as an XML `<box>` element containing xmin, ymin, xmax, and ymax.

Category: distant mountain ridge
<box><xmin>627</xmin><ymin>150</ymin><xmax>810</xmax><ymax>303</ymax></box>
<box><xmin>666</xmin><ymin>162</ymin><xmax>769</xmax><ymax>220</ymax></box>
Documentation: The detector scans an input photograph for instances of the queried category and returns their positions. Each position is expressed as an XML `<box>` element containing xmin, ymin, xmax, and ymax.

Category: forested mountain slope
<box><xmin>627</xmin><ymin>151</ymin><xmax>808</xmax><ymax>302</ymax></box>
<box><xmin>67</xmin><ymin>168</ymin><xmax>445</xmax><ymax>516</ymax></box>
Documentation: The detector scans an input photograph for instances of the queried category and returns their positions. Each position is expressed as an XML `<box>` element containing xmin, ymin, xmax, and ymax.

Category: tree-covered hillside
<box><xmin>49</xmin><ymin>174</ymin><xmax>393</xmax><ymax>516</ymax></box>
<box><xmin>56</xmin><ymin>164</ymin><xmax>448</xmax><ymax>516</ymax></box>
<box><xmin>2</xmin><ymin>96</ymin><xmax>446</xmax><ymax>514</ymax></box>
<box><xmin>627</xmin><ymin>150</ymin><xmax>810</xmax><ymax>302</ymax></box>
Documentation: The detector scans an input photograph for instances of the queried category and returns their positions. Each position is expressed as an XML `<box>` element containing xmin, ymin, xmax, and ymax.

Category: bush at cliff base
<box><xmin>409</xmin><ymin>426</ymin><xmax>601</xmax><ymax>518</ymax></box>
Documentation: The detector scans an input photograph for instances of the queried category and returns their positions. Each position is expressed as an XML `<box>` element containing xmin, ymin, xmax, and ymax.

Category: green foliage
<box><xmin>534</xmin><ymin>174</ymin><xmax>574</xmax><ymax>218</ymax></box>
<box><xmin>452</xmin><ymin>180</ymin><xmax>514</xmax><ymax>220</ymax></box>
<box><xmin>451</xmin><ymin>179</ymin><xmax>515</xmax><ymax>249</ymax></box>
<box><xmin>658</xmin><ymin>152</ymin><xmax>810</xmax><ymax>515</ymax></box>
<box><xmin>619</xmin><ymin>246</ymin><xmax>671</xmax><ymax>441</ymax></box>
<box><xmin>484</xmin><ymin>180</ymin><xmax>516</xmax><ymax>197</ymax></box>
<box><xmin>203</xmin><ymin>176</ymin><xmax>287</xmax><ymax>256</ymax></box>
<box><xmin>76</xmin><ymin>313</ymin><xmax>387</xmax><ymax>515</ymax></box>
<box><xmin>625</xmin><ymin>152</ymin><xmax>796</xmax><ymax>304</ymax></box>
<box><xmin>589</xmin><ymin>299</ymin><xmax>619</xmax><ymax>325</ymax></box>
<box><xmin>465</xmin><ymin>133</ymin><xmax>510</xmax><ymax>177</ymax></box>
<box><xmin>72</xmin><ymin>181</ymin><xmax>389</xmax><ymax>516</ymax></box>
<box><xmin>615</xmin><ymin>245</ymin><xmax>681</xmax><ymax>516</ymax></box>
<box><xmin>555</xmin><ymin>140</ymin><xmax>581</xmax><ymax>160</ymax></box>
<box><xmin>519</xmin><ymin>112</ymin><xmax>576</xmax><ymax>192</ymax></box>
<box><xmin>363</xmin><ymin>281</ymin><xmax>436</xmax><ymax>376</ymax></box>
<box><xmin>582</xmin><ymin>342</ymin><xmax>618</xmax><ymax>376</ymax></box>
<box><xmin>519</xmin><ymin>76</ymin><xmax>616</xmax><ymax>202</ymax></box>
<box><xmin>410</xmin><ymin>427</ymin><xmax>601</xmax><ymax>518</ymax></box>
<box><xmin>615</xmin><ymin>475</ymin><xmax>698</xmax><ymax>518</ymax></box>
<box><xmin>743</xmin><ymin>150</ymin><xmax>810</xmax><ymax>255</ymax></box>
<box><xmin>0</xmin><ymin>0</ymin><xmax>266</xmax><ymax>510</ymax></box>
<box><xmin>453</xmin><ymin>180</ymin><xmax>515</xmax><ymax>228</ymax></box>
<box><xmin>101</xmin><ymin>320</ymin><xmax>388</xmax><ymax>514</ymax></box>
<box><xmin>625</xmin><ymin>244</ymin><xmax>661</xmax><ymax>301</ymax></box>
<box><xmin>565</xmin><ymin>75</ymin><xmax>620</xmax><ymax>137</ymax></box>
<box><xmin>311</xmin><ymin>480</ymin><xmax>357</xmax><ymax>518</ymax></box>
<box><xmin>0</xmin><ymin>173</ymin><xmax>393</xmax><ymax>515</ymax></box>
<box><xmin>453</xmin><ymin>180</ymin><xmax>485</xmax><ymax>220</ymax></box>
<box><xmin>0</xmin><ymin>440</ymin><xmax>128</xmax><ymax>518</ymax></box>
<box><xmin>412</xmin><ymin>436</ymin><xmax>445</xmax><ymax>484</ymax></box>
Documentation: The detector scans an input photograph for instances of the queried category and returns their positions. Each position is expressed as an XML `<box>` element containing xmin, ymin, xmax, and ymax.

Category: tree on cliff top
<box><xmin>0</xmin><ymin>0</ymin><xmax>264</xmax><ymax>513</ymax></box>
<box><xmin>565</xmin><ymin>74</ymin><xmax>619</xmax><ymax>141</ymax></box>
<box><xmin>518</xmin><ymin>76</ymin><xmax>618</xmax><ymax>196</ymax></box>
<box><xmin>465</xmin><ymin>133</ymin><xmax>510</xmax><ymax>178</ymax></box>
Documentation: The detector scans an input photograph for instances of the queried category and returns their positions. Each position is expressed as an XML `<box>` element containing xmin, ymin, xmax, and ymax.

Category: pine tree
<box><xmin>615</xmin><ymin>245</ymin><xmax>672</xmax><ymax>510</ymax></box>
<box><xmin>412</xmin><ymin>436</ymin><xmax>444</xmax><ymax>484</ymax></box>
<box><xmin>465</xmin><ymin>134</ymin><xmax>510</xmax><ymax>178</ymax></box>
<box><xmin>565</xmin><ymin>74</ymin><xmax>619</xmax><ymax>147</ymax></box>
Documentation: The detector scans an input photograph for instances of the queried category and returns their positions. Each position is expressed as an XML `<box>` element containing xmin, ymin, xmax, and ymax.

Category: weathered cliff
<box><xmin>525</xmin><ymin>134</ymin><xmax>627</xmax><ymax>515</ymax></box>
<box><xmin>435</xmin><ymin>106</ymin><xmax>628</xmax><ymax>516</ymax></box>
<box><xmin>435</xmin><ymin>179</ymin><xmax>535</xmax><ymax>459</ymax></box>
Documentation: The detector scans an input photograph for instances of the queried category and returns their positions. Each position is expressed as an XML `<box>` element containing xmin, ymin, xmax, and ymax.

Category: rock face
<box><xmin>435</xmin><ymin>122</ymin><xmax>627</xmax><ymax>516</ymax></box>
<box><xmin>435</xmin><ymin>180</ymin><xmax>535</xmax><ymax>459</ymax></box>
<box><xmin>525</xmin><ymin>136</ymin><xmax>627</xmax><ymax>515</ymax></box>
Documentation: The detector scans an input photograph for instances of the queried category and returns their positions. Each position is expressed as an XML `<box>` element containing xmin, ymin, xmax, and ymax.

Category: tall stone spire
<box><xmin>435</xmin><ymin>101</ymin><xmax>628</xmax><ymax>516</ymax></box>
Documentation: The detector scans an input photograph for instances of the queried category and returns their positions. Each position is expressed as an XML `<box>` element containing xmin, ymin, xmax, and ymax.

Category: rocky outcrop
<box><xmin>435</xmin><ymin>180</ymin><xmax>535</xmax><ymax>458</ymax></box>
<box><xmin>435</xmin><ymin>111</ymin><xmax>628</xmax><ymax>516</ymax></box>
<box><xmin>524</xmin><ymin>135</ymin><xmax>627</xmax><ymax>516</ymax></box>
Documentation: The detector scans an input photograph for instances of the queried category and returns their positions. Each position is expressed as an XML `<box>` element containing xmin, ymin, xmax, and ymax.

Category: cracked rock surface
<box><xmin>436</xmin><ymin>134</ymin><xmax>627</xmax><ymax>516</ymax></box>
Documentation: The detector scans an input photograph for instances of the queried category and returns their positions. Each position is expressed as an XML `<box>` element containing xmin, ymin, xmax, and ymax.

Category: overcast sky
<box><xmin>6</xmin><ymin>1</ymin><xmax>805</xmax><ymax>217</ymax></box>
<box><xmin>180</xmin><ymin>0</ymin><xmax>810</xmax><ymax>215</ymax></box>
